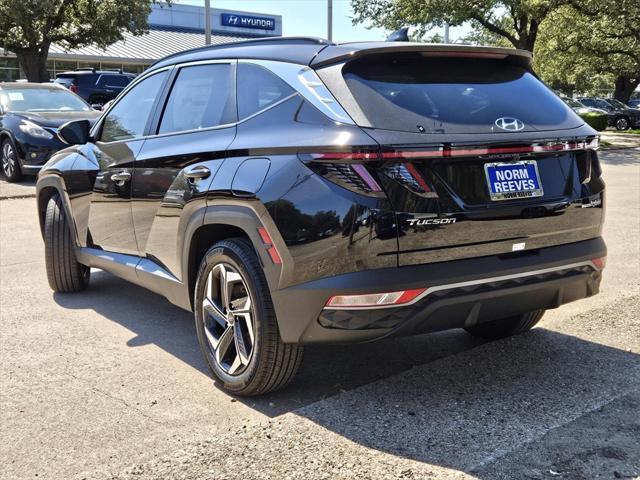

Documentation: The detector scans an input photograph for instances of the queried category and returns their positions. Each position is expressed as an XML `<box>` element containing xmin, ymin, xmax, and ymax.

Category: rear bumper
<box><xmin>271</xmin><ymin>237</ymin><xmax>606</xmax><ymax>344</ymax></box>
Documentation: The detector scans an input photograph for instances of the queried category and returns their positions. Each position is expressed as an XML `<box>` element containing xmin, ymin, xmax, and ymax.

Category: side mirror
<box><xmin>91</xmin><ymin>104</ymin><xmax>103</xmax><ymax>111</ymax></box>
<box><xmin>57</xmin><ymin>119</ymin><xmax>91</xmax><ymax>145</ymax></box>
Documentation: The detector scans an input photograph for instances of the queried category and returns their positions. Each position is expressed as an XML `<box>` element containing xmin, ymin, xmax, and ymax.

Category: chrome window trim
<box><xmin>92</xmin><ymin>56</ymin><xmax>357</xmax><ymax>145</ymax></box>
<box><xmin>142</xmin><ymin>92</ymin><xmax>298</xmax><ymax>141</ymax></box>
<box><xmin>323</xmin><ymin>260</ymin><xmax>600</xmax><ymax>310</ymax></box>
<box><xmin>243</xmin><ymin>59</ymin><xmax>355</xmax><ymax>125</ymax></box>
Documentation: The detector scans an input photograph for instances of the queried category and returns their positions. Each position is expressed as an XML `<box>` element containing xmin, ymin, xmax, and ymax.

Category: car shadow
<box><xmin>599</xmin><ymin>148</ymin><xmax>640</xmax><ymax>166</ymax></box>
<box><xmin>294</xmin><ymin>328</ymin><xmax>640</xmax><ymax>476</ymax></box>
<box><xmin>53</xmin><ymin>270</ymin><xmax>487</xmax><ymax>415</ymax></box>
<box><xmin>53</xmin><ymin>271</ymin><xmax>640</xmax><ymax>476</ymax></box>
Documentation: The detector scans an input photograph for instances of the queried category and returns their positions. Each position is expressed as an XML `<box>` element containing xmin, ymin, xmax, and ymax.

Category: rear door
<box><xmin>87</xmin><ymin>69</ymin><xmax>169</xmax><ymax>255</ymax></box>
<box><xmin>131</xmin><ymin>61</ymin><xmax>237</xmax><ymax>278</ymax></box>
<box><xmin>318</xmin><ymin>53</ymin><xmax>604</xmax><ymax>266</ymax></box>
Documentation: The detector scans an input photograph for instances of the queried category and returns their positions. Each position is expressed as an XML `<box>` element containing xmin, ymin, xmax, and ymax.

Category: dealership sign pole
<box><xmin>328</xmin><ymin>0</ymin><xmax>333</xmax><ymax>41</ymax></box>
<box><xmin>205</xmin><ymin>0</ymin><xmax>211</xmax><ymax>45</ymax></box>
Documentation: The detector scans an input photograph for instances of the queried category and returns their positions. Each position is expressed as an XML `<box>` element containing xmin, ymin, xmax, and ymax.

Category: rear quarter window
<box><xmin>237</xmin><ymin>63</ymin><xmax>295</xmax><ymax>120</ymax></box>
<box><xmin>341</xmin><ymin>54</ymin><xmax>582</xmax><ymax>134</ymax></box>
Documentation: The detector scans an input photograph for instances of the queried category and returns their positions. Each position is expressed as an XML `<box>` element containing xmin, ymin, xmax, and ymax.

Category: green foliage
<box><xmin>578</xmin><ymin>111</ymin><xmax>608</xmax><ymax>132</ymax></box>
<box><xmin>350</xmin><ymin>0</ymin><xmax>570</xmax><ymax>51</ymax></box>
<box><xmin>534</xmin><ymin>1</ymin><xmax>639</xmax><ymax>103</ymax></box>
<box><xmin>350</xmin><ymin>0</ymin><xmax>639</xmax><ymax>102</ymax></box>
<box><xmin>0</xmin><ymin>0</ymin><xmax>168</xmax><ymax>81</ymax></box>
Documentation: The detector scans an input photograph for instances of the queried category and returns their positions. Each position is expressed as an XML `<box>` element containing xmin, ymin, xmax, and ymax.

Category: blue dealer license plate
<box><xmin>484</xmin><ymin>160</ymin><xmax>544</xmax><ymax>201</ymax></box>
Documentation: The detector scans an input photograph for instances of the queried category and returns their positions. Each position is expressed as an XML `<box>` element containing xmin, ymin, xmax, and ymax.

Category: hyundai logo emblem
<box><xmin>494</xmin><ymin>117</ymin><xmax>525</xmax><ymax>131</ymax></box>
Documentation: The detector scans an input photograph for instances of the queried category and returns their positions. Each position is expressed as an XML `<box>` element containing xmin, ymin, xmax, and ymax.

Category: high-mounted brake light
<box><xmin>257</xmin><ymin>227</ymin><xmax>282</xmax><ymax>265</ymax></box>
<box><xmin>325</xmin><ymin>288</ymin><xmax>427</xmax><ymax>309</ymax></box>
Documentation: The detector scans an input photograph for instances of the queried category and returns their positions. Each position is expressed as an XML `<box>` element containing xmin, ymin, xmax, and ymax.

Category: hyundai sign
<box><xmin>221</xmin><ymin>13</ymin><xmax>276</xmax><ymax>31</ymax></box>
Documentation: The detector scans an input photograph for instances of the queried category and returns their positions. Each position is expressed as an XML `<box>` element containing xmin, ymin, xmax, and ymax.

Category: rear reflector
<box><xmin>591</xmin><ymin>257</ymin><xmax>606</xmax><ymax>270</ymax></box>
<box><xmin>325</xmin><ymin>288</ymin><xmax>427</xmax><ymax>309</ymax></box>
<box><xmin>257</xmin><ymin>227</ymin><xmax>282</xmax><ymax>265</ymax></box>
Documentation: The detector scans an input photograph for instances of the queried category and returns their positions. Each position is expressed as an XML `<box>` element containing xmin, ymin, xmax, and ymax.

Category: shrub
<box><xmin>579</xmin><ymin>111</ymin><xmax>608</xmax><ymax>131</ymax></box>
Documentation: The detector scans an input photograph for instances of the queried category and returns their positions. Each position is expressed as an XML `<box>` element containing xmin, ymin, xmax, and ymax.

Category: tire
<box><xmin>194</xmin><ymin>238</ymin><xmax>303</xmax><ymax>396</ymax></box>
<box><xmin>615</xmin><ymin>116</ymin><xmax>630</xmax><ymax>131</ymax></box>
<box><xmin>44</xmin><ymin>194</ymin><xmax>90</xmax><ymax>293</ymax></box>
<box><xmin>1</xmin><ymin>138</ymin><xmax>22</xmax><ymax>182</ymax></box>
<box><xmin>464</xmin><ymin>310</ymin><xmax>545</xmax><ymax>339</ymax></box>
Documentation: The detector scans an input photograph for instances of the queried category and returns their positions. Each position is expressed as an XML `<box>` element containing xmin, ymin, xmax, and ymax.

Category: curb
<box><xmin>0</xmin><ymin>194</ymin><xmax>37</xmax><ymax>201</ymax></box>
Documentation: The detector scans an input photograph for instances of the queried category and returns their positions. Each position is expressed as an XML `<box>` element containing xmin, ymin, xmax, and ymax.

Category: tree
<box><xmin>350</xmin><ymin>0</ymin><xmax>571</xmax><ymax>51</ymax></box>
<box><xmin>535</xmin><ymin>1</ymin><xmax>639</xmax><ymax>103</ymax></box>
<box><xmin>0</xmin><ymin>0</ymin><xmax>165</xmax><ymax>82</ymax></box>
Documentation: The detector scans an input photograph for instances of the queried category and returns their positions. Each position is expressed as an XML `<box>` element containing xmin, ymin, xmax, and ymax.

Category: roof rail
<box><xmin>151</xmin><ymin>36</ymin><xmax>332</xmax><ymax>66</ymax></box>
<box><xmin>75</xmin><ymin>67</ymin><xmax>96</xmax><ymax>72</ymax></box>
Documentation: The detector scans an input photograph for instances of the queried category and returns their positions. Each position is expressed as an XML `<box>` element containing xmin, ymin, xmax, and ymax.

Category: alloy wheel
<box><xmin>2</xmin><ymin>143</ymin><xmax>16</xmax><ymax>178</ymax></box>
<box><xmin>615</xmin><ymin>117</ymin><xmax>629</xmax><ymax>130</ymax></box>
<box><xmin>202</xmin><ymin>262</ymin><xmax>255</xmax><ymax>376</ymax></box>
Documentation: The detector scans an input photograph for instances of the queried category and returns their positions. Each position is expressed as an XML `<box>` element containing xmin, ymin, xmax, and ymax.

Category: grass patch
<box><xmin>606</xmin><ymin>129</ymin><xmax>640</xmax><ymax>135</ymax></box>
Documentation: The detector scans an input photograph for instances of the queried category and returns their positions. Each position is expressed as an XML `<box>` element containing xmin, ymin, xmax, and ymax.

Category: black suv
<box><xmin>36</xmin><ymin>38</ymin><xmax>606</xmax><ymax>396</ymax></box>
<box><xmin>54</xmin><ymin>68</ymin><xmax>136</xmax><ymax>106</ymax></box>
<box><xmin>578</xmin><ymin>96</ymin><xmax>640</xmax><ymax>130</ymax></box>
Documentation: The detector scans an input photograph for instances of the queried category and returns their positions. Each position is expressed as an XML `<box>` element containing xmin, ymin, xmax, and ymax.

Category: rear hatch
<box><xmin>315</xmin><ymin>48</ymin><xmax>604</xmax><ymax>266</ymax></box>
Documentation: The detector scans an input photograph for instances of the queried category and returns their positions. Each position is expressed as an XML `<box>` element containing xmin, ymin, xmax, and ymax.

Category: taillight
<box><xmin>379</xmin><ymin>138</ymin><xmax>599</xmax><ymax>160</ymax></box>
<box><xmin>325</xmin><ymin>288</ymin><xmax>427</xmax><ymax>309</ymax></box>
<box><xmin>69</xmin><ymin>84</ymin><xmax>79</xmax><ymax>93</ymax></box>
<box><xmin>302</xmin><ymin>150</ymin><xmax>384</xmax><ymax>197</ymax></box>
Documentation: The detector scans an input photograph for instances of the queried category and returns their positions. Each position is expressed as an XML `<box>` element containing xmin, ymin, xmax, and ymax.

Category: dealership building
<box><xmin>0</xmin><ymin>4</ymin><xmax>282</xmax><ymax>81</ymax></box>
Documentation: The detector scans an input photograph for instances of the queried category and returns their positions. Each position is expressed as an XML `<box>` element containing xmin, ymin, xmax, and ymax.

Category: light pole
<box><xmin>205</xmin><ymin>0</ymin><xmax>211</xmax><ymax>45</ymax></box>
<box><xmin>327</xmin><ymin>0</ymin><xmax>333</xmax><ymax>41</ymax></box>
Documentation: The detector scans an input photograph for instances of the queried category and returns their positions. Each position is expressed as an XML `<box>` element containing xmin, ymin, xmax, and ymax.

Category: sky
<box><xmin>179</xmin><ymin>0</ymin><xmax>470</xmax><ymax>42</ymax></box>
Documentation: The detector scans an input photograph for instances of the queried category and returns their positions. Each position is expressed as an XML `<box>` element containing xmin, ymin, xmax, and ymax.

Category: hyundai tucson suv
<box><xmin>36</xmin><ymin>38</ymin><xmax>606</xmax><ymax>396</ymax></box>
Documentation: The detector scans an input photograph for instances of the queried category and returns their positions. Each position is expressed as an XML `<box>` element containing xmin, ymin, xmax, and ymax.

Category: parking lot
<box><xmin>1</xmin><ymin>146</ymin><xmax>639</xmax><ymax>479</ymax></box>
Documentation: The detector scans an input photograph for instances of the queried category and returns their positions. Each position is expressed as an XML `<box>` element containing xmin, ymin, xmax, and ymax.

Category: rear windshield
<box><xmin>342</xmin><ymin>54</ymin><xmax>580</xmax><ymax>134</ymax></box>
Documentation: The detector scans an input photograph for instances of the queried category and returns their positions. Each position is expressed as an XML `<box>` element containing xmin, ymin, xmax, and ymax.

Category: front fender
<box><xmin>36</xmin><ymin>171</ymin><xmax>77</xmax><ymax>242</ymax></box>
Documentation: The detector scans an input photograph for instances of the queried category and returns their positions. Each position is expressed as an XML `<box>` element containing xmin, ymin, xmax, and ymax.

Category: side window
<box><xmin>237</xmin><ymin>63</ymin><xmax>295</xmax><ymax>120</ymax></box>
<box><xmin>99</xmin><ymin>71</ymin><xmax>167</xmax><ymax>142</ymax></box>
<box><xmin>158</xmin><ymin>64</ymin><xmax>234</xmax><ymax>135</ymax></box>
<box><xmin>97</xmin><ymin>75</ymin><xmax>128</xmax><ymax>88</ymax></box>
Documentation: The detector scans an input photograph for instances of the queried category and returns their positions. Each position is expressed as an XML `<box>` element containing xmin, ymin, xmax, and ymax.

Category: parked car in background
<box><xmin>54</xmin><ymin>68</ymin><xmax>136</xmax><ymax>107</ymax></box>
<box><xmin>37</xmin><ymin>38</ymin><xmax>606</xmax><ymax>396</ymax></box>
<box><xmin>561</xmin><ymin>97</ymin><xmax>608</xmax><ymax>131</ymax></box>
<box><xmin>0</xmin><ymin>82</ymin><xmax>101</xmax><ymax>181</ymax></box>
<box><xmin>628</xmin><ymin>98</ymin><xmax>640</xmax><ymax>109</ymax></box>
<box><xmin>577</xmin><ymin>96</ymin><xmax>640</xmax><ymax>130</ymax></box>
<box><xmin>562</xmin><ymin>97</ymin><xmax>605</xmax><ymax>115</ymax></box>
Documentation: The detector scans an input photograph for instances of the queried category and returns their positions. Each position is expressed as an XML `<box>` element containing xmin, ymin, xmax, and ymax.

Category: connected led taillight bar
<box><xmin>325</xmin><ymin>288</ymin><xmax>427</xmax><ymax>309</ymax></box>
<box><xmin>308</xmin><ymin>138</ymin><xmax>599</xmax><ymax>162</ymax></box>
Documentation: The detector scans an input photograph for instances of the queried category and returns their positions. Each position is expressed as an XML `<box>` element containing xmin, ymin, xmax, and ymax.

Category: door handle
<box><xmin>111</xmin><ymin>171</ymin><xmax>131</xmax><ymax>185</ymax></box>
<box><xmin>184</xmin><ymin>165</ymin><xmax>211</xmax><ymax>181</ymax></box>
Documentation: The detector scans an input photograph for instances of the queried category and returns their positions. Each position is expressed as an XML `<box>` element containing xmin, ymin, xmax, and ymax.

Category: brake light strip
<box><xmin>310</xmin><ymin>139</ymin><xmax>599</xmax><ymax>161</ymax></box>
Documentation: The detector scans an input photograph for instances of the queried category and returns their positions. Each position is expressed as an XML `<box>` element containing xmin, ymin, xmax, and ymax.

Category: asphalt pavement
<box><xmin>0</xmin><ymin>147</ymin><xmax>638</xmax><ymax>480</ymax></box>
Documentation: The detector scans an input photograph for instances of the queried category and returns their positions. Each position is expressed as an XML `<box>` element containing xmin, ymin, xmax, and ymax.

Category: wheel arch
<box><xmin>36</xmin><ymin>176</ymin><xmax>77</xmax><ymax>243</ymax></box>
<box><xmin>183</xmin><ymin>202</ymin><xmax>289</xmax><ymax>311</ymax></box>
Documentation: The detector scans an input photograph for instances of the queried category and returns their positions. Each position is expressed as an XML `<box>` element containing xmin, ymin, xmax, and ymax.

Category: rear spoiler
<box><xmin>310</xmin><ymin>42</ymin><xmax>532</xmax><ymax>69</ymax></box>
